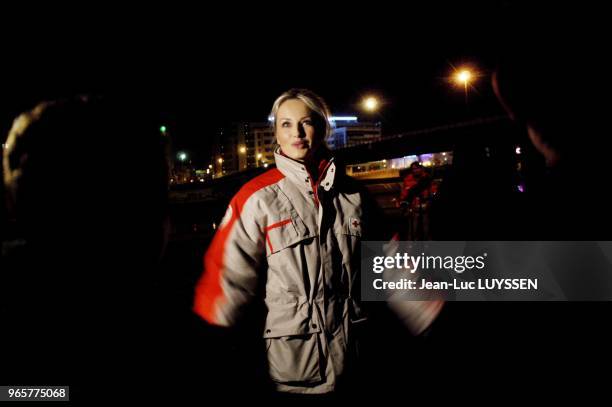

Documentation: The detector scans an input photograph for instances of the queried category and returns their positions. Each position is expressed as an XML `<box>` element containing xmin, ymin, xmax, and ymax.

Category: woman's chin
<box><xmin>286</xmin><ymin>148</ymin><xmax>310</xmax><ymax>161</ymax></box>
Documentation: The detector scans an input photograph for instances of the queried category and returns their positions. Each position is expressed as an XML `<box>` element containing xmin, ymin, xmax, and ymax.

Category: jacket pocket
<box><xmin>265</xmin><ymin>210</ymin><xmax>311</xmax><ymax>256</ymax></box>
<box><xmin>263</xmin><ymin>300</ymin><xmax>323</xmax><ymax>384</ymax></box>
<box><xmin>339</xmin><ymin>216</ymin><xmax>367</xmax><ymax>324</ymax></box>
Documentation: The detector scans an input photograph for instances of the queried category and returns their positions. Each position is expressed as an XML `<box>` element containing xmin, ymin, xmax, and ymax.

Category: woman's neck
<box><xmin>279</xmin><ymin>146</ymin><xmax>331</xmax><ymax>181</ymax></box>
<box><xmin>305</xmin><ymin>148</ymin><xmax>331</xmax><ymax>182</ymax></box>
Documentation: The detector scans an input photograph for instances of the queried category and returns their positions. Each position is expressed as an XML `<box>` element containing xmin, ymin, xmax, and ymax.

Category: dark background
<box><xmin>1</xmin><ymin>1</ymin><xmax>610</xmax><ymax>402</ymax></box>
<box><xmin>1</xmin><ymin>2</ymin><xmax>528</xmax><ymax>164</ymax></box>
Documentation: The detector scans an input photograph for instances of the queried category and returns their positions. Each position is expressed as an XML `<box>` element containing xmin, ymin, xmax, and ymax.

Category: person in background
<box><xmin>1</xmin><ymin>96</ymin><xmax>171</xmax><ymax>399</ymax></box>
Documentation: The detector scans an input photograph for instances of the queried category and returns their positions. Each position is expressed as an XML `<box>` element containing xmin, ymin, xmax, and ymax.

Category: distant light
<box><xmin>517</xmin><ymin>184</ymin><xmax>525</xmax><ymax>193</ymax></box>
<box><xmin>362</xmin><ymin>96</ymin><xmax>379</xmax><ymax>112</ymax></box>
<box><xmin>419</xmin><ymin>153</ymin><xmax>434</xmax><ymax>162</ymax></box>
<box><xmin>199</xmin><ymin>178</ymin><xmax>204</xmax><ymax>182</ymax></box>
<box><xmin>178</xmin><ymin>152</ymin><xmax>187</xmax><ymax>161</ymax></box>
<box><xmin>206</xmin><ymin>168</ymin><xmax>210</xmax><ymax>174</ymax></box>
<box><xmin>382</xmin><ymin>159</ymin><xmax>387</xmax><ymax>163</ymax></box>
<box><xmin>455</xmin><ymin>70</ymin><xmax>472</xmax><ymax>85</ymax></box>
<box><xmin>257</xmin><ymin>153</ymin><xmax>262</xmax><ymax>159</ymax></box>
<box><xmin>423</xmin><ymin>161</ymin><xmax>432</xmax><ymax>167</ymax></box>
<box><xmin>263</xmin><ymin>163</ymin><xmax>269</xmax><ymax>168</ymax></box>
<box><xmin>239</xmin><ymin>146</ymin><xmax>246</xmax><ymax>154</ymax></box>
<box><xmin>515</xmin><ymin>147</ymin><xmax>522</xmax><ymax>155</ymax></box>
<box><xmin>208</xmin><ymin>164</ymin><xmax>213</xmax><ymax>169</ymax></box>
<box><xmin>190</xmin><ymin>179</ymin><xmax>194</xmax><ymax>183</ymax></box>
<box><xmin>442</xmin><ymin>152</ymin><xmax>447</xmax><ymax>156</ymax></box>
<box><xmin>160</xmin><ymin>125</ymin><xmax>167</xmax><ymax>133</ymax></box>
<box><xmin>329</xmin><ymin>116</ymin><xmax>358</xmax><ymax>122</ymax></box>
<box><xmin>212</xmin><ymin>222</ymin><xmax>217</xmax><ymax>230</ymax></box>
<box><xmin>218</xmin><ymin>158</ymin><xmax>223</xmax><ymax>164</ymax></box>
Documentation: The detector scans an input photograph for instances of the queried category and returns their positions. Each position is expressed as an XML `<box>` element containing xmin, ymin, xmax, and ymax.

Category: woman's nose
<box><xmin>296</xmin><ymin>124</ymin><xmax>306</xmax><ymax>138</ymax></box>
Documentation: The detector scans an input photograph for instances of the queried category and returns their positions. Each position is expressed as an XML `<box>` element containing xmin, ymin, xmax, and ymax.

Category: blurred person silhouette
<box><xmin>492</xmin><ymin>37</ymin><xmax>612</xmax><ymax>298</ymax></box>
<box><xmin>1</xmin><ymin>95</ymin><xmax>172</xmax><ymax>399</ymax></box>
<box><xmin>492</xmin><ymin>39</ymin><xmax>611</xmax><ymax>240</ymax></box>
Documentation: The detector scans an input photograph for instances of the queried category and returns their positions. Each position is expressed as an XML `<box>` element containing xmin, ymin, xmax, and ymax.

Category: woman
<box><xmin>193</xmin><ymin>89</ymin><xmax>441</xmax><ymax>395</ymax></box>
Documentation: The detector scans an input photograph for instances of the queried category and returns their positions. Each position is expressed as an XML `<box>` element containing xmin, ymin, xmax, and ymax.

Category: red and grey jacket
<box><xmin>194</xmin><ymin>147</ymin><xmax>441</xmax><ymax>393</ymax></box>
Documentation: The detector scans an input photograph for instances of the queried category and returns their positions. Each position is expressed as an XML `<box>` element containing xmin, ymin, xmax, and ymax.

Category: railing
<box><xmin>348</xmin><ymin>168</ymin><xmax>400</xmax><ymax>179</ymax></box>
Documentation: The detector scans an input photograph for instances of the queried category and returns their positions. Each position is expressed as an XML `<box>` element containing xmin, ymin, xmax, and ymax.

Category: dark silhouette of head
<box><xmin>2</xmin><ymin>96</ymin><xmax>170</xmax><ymax>383</ymax></box>
<box><xmin>3</xmin><ymin>95</ymin><xmax>169</xmax><ymax>259</ymax></box>
<box><xmin>492</xmin><ymin>37</ymin><xmax>606</xmax><ymax>169</ymax></box>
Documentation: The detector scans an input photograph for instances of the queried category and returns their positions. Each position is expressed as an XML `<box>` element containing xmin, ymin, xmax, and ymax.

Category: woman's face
<box><xmin>275</xmin><ymin>99</ymin><xmax>322</xmax><ymax>162</ymax></box>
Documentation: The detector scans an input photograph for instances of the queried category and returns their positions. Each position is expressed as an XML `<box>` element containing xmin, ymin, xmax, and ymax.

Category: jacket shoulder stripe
<box><xmin>194</xmin><ymin>168</ymin><xmax>285</xmax><ymax>324</ymax></box>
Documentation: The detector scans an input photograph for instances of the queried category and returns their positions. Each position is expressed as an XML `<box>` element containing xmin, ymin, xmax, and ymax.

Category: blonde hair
<box><xmin>269</xmin><ymin>88</ymin><xmax>332</xmax><ymax>141</ymax></box>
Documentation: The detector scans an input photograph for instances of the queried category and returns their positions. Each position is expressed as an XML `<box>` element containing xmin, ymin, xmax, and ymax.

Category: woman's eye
<box><xmin>281</xmin><ymin>122</ymin><xmax>291</xmax><ymax>128</ymax></box>
<box><xmin>302</xmin><ymin>120</ymin><xmax>313</xmax><ymax>126</ymax></box>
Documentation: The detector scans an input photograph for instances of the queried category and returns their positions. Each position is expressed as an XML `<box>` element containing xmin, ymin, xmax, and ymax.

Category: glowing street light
<box><xmin>218</xmin><ymin>157</ymin><xmax>223</xmax><ymax>164</ymax></box>
<box><xmin>453</xmin><ymin>67</ymin><xmax>476</xmax><ymax>104</ymax></box>
<box><xmin>455</xmin><ymin>70</ymin><xmax>472</xmax><ymax>86</ymax></box>
<box><xmin>239</xmin><ymin>146</ymin><xmax>246</xmax><ymax>154</ymax></box>
<box><xmin>362</xmin><ymin>96</ymin><xmax>380</xmax><ymax>112</ymax></box>
<box><xmin>178</xmin><ymin>152</ymin><xmax>187</xmax><ymax>162</ymax></box>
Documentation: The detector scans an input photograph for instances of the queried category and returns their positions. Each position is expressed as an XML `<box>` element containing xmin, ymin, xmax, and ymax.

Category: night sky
<box><xmin>1</xmin><ymin>2</ymin><xmax>558</xmax><ymax>166</ymax></box>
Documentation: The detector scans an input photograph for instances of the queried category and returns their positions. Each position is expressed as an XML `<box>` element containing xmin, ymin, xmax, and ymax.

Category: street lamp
<box><xmin>455</xmin><ymin>70</ymin><xmax>472</xmax><ymax>86</ymax></box>
<box><xmin>178</xmin><ymin>152</ymin><xmax>187</xmax><ymax>162</ymax></box>
<box><xmin>453</xmin><ymin>68</ymin><xmax>475</xmax><ymax>104</ymax></box>
<box><xmin>239</xmin><ymin>146</ymin><xmax>246</xmax><ymax>154</ymax></box>
<box><xmin>361</xmin><ymin>96</ymin><xmax>380</xmax><ymax>112</ymax></box>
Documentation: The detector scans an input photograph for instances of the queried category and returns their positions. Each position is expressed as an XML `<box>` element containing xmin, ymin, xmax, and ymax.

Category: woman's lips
<box><xmin>292</xmin><ymin>141</ymin><xmax>308</xmax><ymax>148</ymax></box>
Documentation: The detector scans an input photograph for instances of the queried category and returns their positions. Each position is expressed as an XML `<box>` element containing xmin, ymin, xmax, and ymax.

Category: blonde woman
<box><xmin>194</xmin><ymin>88</ymin><xmax>441</xmax><ymax>395</ymax></box>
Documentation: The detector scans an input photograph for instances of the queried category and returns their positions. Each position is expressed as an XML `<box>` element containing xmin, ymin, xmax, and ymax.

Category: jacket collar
<box><xmin>274</xmin><ymin>147</ymin><xmax>337</xmax><ymax>192</ymax></box>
